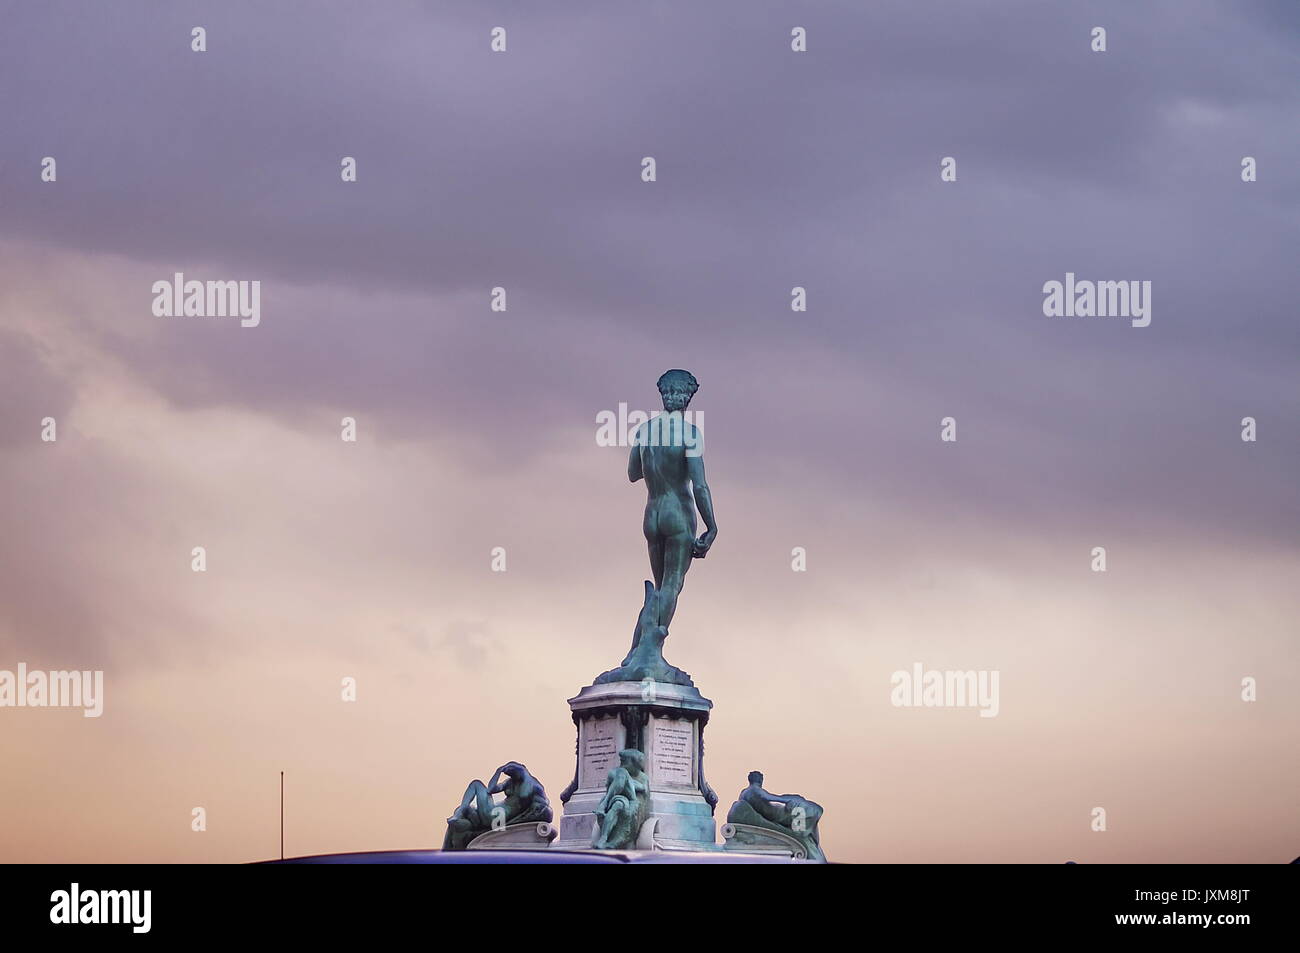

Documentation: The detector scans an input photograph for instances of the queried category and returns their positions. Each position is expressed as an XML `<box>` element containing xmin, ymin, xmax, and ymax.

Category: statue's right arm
<box><xmin>687</xmin><ymin>452</ymin><xmax>717</xmax><ymax>553</ymax></box>
<box><xmin>628</xmin><ymin>443</ymin><xmax>643</xmax><ymax>483</ymax></box>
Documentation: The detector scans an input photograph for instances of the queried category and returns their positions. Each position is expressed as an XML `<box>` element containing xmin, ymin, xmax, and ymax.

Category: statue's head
<box><xmin>618</xmin><ymin>748</ymin><xmax>646</xmax><ymax>773</ymax></box>
<box><xmin>656</xmin><ymin>369</ymin><xmax>699</xmax><ymax>412</ymax></box>
<box><xmin>747</xmin><ymin>770</ymin><xmax>764</xmax><ymax>785</ymax></box>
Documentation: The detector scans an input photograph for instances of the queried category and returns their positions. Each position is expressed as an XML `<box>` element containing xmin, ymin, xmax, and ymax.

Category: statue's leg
<box><xmin>453</xmin><ymin>779</ymin><xmax>492</xmax><ymax>825</ymax></box>
<box><xmin>471</xmin><ymin>781</ymin><xmax>496</xmax><ymax>825</ymax></box>
<box><xmin>595</xmin><ymin>806</ymin><xmax>618</xmax><ymax>848</ymax></box>
<box><xmin>598</xmin><ymin>797</ymin><xmax>630</xmax><ymax>846</ymax></box>
<box><xmin>647</xmin><ymin>536</ymin><xmax>665</xmax><ymax>590</ymax></box>
<box><xmin>655</xmin><ymin>533</ymin><xmax>694</xmax><ymax>628</ymax></box>
<box><xmin>450</xmin><ymin>779</ymin><xmax>483</xmax><ymax>818</ymax></box>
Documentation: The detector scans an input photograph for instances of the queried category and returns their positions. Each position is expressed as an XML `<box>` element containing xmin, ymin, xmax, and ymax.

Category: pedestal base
<box><xmin>556</xmin><ymin>680</ymin><xmax>719</xmax><ymax>851</ymax></box>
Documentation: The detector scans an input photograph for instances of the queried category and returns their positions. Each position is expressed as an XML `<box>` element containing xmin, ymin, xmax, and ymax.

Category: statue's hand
<box><xmin>692</xmin><ymin>531</ymin><xmax>715</xmax><ymax>558</ymax></box>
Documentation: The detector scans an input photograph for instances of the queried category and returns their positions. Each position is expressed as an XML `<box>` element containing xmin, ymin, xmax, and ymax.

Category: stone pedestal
<box><xmin>556</xmin><ymin>680</ymin><xmax>719</xmax><ymax>851</ymax></box>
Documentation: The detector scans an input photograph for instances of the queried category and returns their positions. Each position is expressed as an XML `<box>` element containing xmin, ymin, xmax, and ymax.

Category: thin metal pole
<box><xmin>280</xmin><ymin>771</ymin><xmax>284</xmax><ymax>860</ymax></box>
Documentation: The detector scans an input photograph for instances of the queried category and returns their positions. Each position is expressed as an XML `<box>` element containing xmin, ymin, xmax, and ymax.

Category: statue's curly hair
<box><xmin>656</xmin><ymin>369</ymin><xmax>698</xmax><ymax>396</ymax></box>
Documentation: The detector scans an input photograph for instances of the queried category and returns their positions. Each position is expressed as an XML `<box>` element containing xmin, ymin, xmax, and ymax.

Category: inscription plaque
<box><xmin>580</xmin><ymin>716</ymin><xmax>620</xmax><ymax>789</ymax></box>
<box><xmin>651</xmin><ymin>718</ymin><xmax>694</xmax><ymax>787</ymax></box>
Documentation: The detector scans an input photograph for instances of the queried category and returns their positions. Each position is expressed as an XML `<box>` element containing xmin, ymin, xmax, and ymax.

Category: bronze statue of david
<box><xmin>598</xmin><ymin>370</ymin><xmax>718</xmax><ymax>686</ymax></box>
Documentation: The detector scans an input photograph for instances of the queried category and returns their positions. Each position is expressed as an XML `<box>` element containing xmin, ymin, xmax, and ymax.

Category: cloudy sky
<box><xmin>1</xmin><ymin>0</ymin><xmax>1296</xmax><ymax>863</ymax></box>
